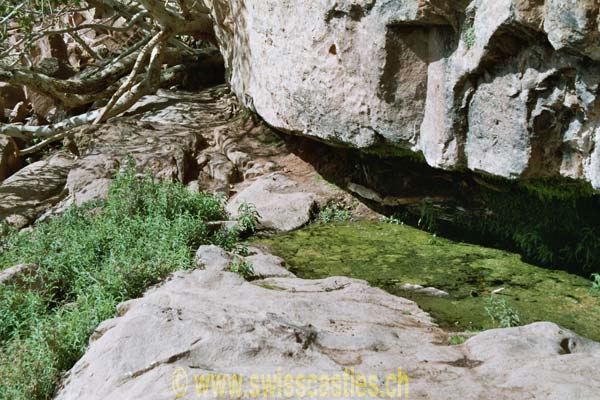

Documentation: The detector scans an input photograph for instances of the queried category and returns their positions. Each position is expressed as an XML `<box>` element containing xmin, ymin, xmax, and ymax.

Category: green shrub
<box><xmin>0</xmin><ymin>164</ymin><xmax>239</xmax><ymax>400</ymax></box>
<box><xmin>236</xmin><ymin>202</ymin><xmax>260</xmax><ymax>233</ymax></box>
<box><xmin>484</xmin><ymin>295</ymin><xmax>521</xmax><ymax>328</ymax></box>
<box><xmin>229</xmin><ymin>260</ymin><xmax>255</xmax><ymax>279</ymax></box>
<box><xmin>418</xmin><ymin>200</ymin><xmax>436</xmax><ymax>232</ymax></box>
<box><xmin>449</xmin><ymin>335</ymin><xmax>468</xmax><ymax>345</ymax></box>
<box><xmin>464</xmin><ymin>26</ymin><xmax>475</xmax><ymax>48</ymax></box>
<box><xmin>463</xmin><ymin>15</ymin><xmax>476</xmax><ymax>49</ymax></box>
<box><xmin>454</xmin><ymin>179</ymin><xmax>600</xmax><ymax>275</ymax></box>
<box><xmin>591</xmin><ymin>273</ymin><xmax>600</xmax><ymax>297</ymax></box>
<box><xmin>317</xmin><ymin>201</ymin><xmax>354</xmax><ymax>224</ymax></box>
<box><xmin>380</xmin><ymin>215</ymin><xmax>403</xmax><ymax>225</ymax></box>
<box><xmin>428</xmin><ymin>233</ymin><xmax>439</xmax><ymax>245</ymax></box>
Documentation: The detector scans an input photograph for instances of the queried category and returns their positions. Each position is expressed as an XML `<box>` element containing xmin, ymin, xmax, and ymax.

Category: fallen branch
<box><xmin>0</xmin><ymin>64</ymin><xmax>187</xmax><ymax>140</ymax></box>
<box><xmin>93</xmin><ymin>29</ymin><xmax>169</xmax><ymax>123</ymax></box>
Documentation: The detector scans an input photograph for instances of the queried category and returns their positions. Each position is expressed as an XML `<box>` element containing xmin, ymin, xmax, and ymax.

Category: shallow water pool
<box><xmin>256</xmin><ymin>221</ymin><xmax>600</xmax><ymax>341</ymax></box>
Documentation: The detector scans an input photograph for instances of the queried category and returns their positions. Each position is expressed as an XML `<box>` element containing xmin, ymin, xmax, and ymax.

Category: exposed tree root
<box><xmin>0</xmin><ymin>0</ymin><xmax>217</xmax><ymax>154</ymax></box>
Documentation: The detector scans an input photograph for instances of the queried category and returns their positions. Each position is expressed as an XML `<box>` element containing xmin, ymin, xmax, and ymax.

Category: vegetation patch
<box><xmin>256</xmin><ymin>221</ymin><xmax>600</xmax><ymax>340</ymax></box>
<box><xmin>449</xmin><ymin>335</ymin><xmax>468</xmax><ymax>346</ymax></box>
<box><xmin>316</xmin><ymin>200</ymin><xmax>355</xmax><ymax>224</ymax></box>
<box><xmin>456</xmin><ymin>179</ymin><xmax>600</xmax><ymax>275</ymax></box>
<box><xmin>229</xmin><ymin>260</ymin><xmax>255</xmax><ymax>279</ymax></box>
<box><xmin>591</xmin><ymin>273</ymin><xmax>600</xmax><ymax>297</ymax></box>
<box><xmin>0</xmin><ymin>164</ymin><xmax>242</xmax><ymax>400</ymax></box>
<box><xmin>484</xmin><ymin>295</ymin><xmax>521</xmax><ymax>328</ymax></box>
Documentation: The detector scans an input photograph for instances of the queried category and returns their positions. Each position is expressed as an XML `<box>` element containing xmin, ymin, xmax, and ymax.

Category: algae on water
<box><xmin>256</xmin><ymin>221</ymin><xmax>600</xmax><ymax>341</ymax></box>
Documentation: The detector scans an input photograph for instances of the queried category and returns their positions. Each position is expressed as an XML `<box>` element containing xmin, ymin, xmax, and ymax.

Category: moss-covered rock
<box><xmin>257</xmin><ymin>221</ymin><xmax>600</xmax><ymax>340</ymax></box>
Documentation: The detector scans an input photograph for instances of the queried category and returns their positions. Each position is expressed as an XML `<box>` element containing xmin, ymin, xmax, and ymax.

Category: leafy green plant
<box><xmin>464</xmin><ymin>26</ymin><xmax>476</xmax><ymax>48</ymax></box>
<box><xmin>317</xmin><ymin>201</ymin><xmax>354</xmax><ymax>224</ymax></box>
<box><xmin>0</xmin><ymin>162</ymin><xmax>240</xmax><ymax>400</ymax></box>
<box><xmin>236</xmin><ymin>202</ymin><xmax>260</xmax><ymax>233</ymax></box>
<box><xmin>428</xmin><ymin>233</ymin><xmax>439</xmax><ymax>245</ymax></box>
<box><xmin>449</xmin><ymin>335</ymin><xmax>468</xmax><ymax>345</ymax></box>
<box><xmin>591</xmin><ymin>273</ymin><xmax>600</xmax><ymax>297</ymax></box>
<box><xmin>418</xmin><ymin>200</ymin><xmax>436</xmax><ymax>232</ymax></box>
<box><xmin>463</xmin><ymin>15</ymin><xmax>476</xmax><ymax>49</ymax></box>
<box><xmin>453</xmin><ymin>177</ymin><xmax>600</xmax><ymax>275</ymax></box>
<box><xmin>380</xmin><ymin>215</ymin><xmax>403</xmax><ymax>225</ymax></box>
<box><xmin>229</xmin><ymin>260</ymin><xmax>254</xmax><ymax>279</ymax></box>
<box><xmin>484</xmin><ymin>295</ymin><xmax>521</xmax><ymax>328</ymax></box>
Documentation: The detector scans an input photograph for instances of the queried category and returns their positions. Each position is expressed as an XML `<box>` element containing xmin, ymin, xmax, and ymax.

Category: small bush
<box><xmin>0</xmin><ymin>163</ymin><xmax>238</xmax><ymax>400</ymax></box>
<box><xmin>229</xmin><ymin>260</ymin><xmax>254</xmax><ymax>279</ymax></box>
<box><xmin>418</xmin><ymin>200</ymin><xmax>436</xmax><ymax>232</ymax></box>
<box><xmin>317</xmin><ymin>201</ymin><xmax>354</xmax><ymax>224</ymax></box>
<box><xmin>380</xmin><ymin>215</ymin><xmax>403</xmax><ymax>225</ymax></box>
<box><xmin>428</xmin><ymin>233</ymin><xmax>440</xmax><ymax>245</ymax></box>
<box><xmin>484</xmin><ymin>295</ymin><xmax>521</xmax><ymax>328</ymax></box>
<box><xmin>591</xmin><ymin>273</ymin><xmax>600</xmax><ymax>297</ymax></box>
<box><xmin>463</xmin><ymin>15</ymin><xmax>476</xmax><ymax>49</ymax></box>
<box><xmin>236</xmin><ymin>202</ymin><xmax>260</xmax><ymax>233</ymax></box>
<box><xmin>449</xmin><ymin>335</ymin><xmax>468</xmax><ymax>346</ymax></box>
<box><xmin>464</xmin><ymin>26</ymin><xmax>475</xmax><ymax>48</ymax></box>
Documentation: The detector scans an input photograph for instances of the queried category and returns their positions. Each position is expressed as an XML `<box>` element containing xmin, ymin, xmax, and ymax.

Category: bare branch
<box><xmin>94</xmin><ymin>29</ymin><xmax>169</xmax><ymax>123</ymax></box>
<box><xmin>68</xmin><ymin>31</ymin><xmax>101</xmax><ymax>61</ymax></box>
<box><xmin>0</xmin><ymin>64</ymin><xmax>186</xmax><ymax>141</ymax></box>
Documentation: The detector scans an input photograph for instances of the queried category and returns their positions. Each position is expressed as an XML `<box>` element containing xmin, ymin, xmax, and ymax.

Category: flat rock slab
<box><xmin>0</xmin><ymin>263</ymin><xmax>38</xmax><ymax>287</ymax></box>
<box><xmin>196</xmin><ymin>244</ymin><xmax>295</xmax><ymax>278</ymax></box>
<box><xmin>55</xmin><ymin>267</ymin><xmax>600</xmax><ymax>400</ymax></box>
<box><xmin>226</xmin><ymin>173</ymin><xmax>317</xmax><ymax>232</ymax></box>
<box><xmin>0</xmin><ymin>152</ymin><xmax>73</xmax><ymax>226</ymax></box>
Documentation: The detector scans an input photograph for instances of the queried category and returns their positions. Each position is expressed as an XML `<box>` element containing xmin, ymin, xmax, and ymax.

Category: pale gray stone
<box><xmin>54</xmin><ymin>262</ymin><xmax>600</xmax><ymax>400</ymax></box>
<box><xmin>226</xmin><ymin>173</ymin><xmax>317</xmax><ymax>232</ymax></box>
<box><xmin>207</xmin><ymin>0</ymin><xmax>600</xmax><ymax>189</ymax></box>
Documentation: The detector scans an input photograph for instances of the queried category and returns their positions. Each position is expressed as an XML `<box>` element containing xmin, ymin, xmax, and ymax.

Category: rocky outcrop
<box><xmin>207</xmin><ymin>0</ymin><xmax>600</xmax><ymax>189</ymax></box>
<box><xmin>0</xmin><ymin>136</ymin><xmax>20</xmax><ymax>182</ymax></box>
<box><xmin>0</xmin><ymin>85</ymin><xmax>351</xmax><ymax>229</ymax></box>
<box><xmin>49</xmin><ymin>86</ymin><xmax>239</xmax><ymax>211</ymax></box>
<box><xmin>54</xmin><ymin>247</ymin><xmax>600</xmax><ymax>400</ymax></box>
<box><xmin>226</xmin><ymin>173</ymin><xmax>318</xmax><ymax>232</ymax></box>
<box><xmin>0</xmin><ymin>152</ymin><xmax>73</xmax><ymax>227</ymax></box>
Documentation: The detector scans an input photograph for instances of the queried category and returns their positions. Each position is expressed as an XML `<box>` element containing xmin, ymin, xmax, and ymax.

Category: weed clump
<box><xmin>0</xmin><ymin>164</ymin><xmax>239</xmax><ymax>400</ymax></box>
<box><xmin>316</xmin><ymin>201</ymin><xmax>354</xmax><ymax>224</ymax></box>
<box><xmin>484</xmin><ymin>295</ymin><xmax>521</xmax><ymax>328</ymax></box>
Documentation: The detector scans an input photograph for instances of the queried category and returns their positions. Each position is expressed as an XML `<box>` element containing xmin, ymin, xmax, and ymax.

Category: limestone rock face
<box><xmin>0</xmin><ymin>152</ymin><xmax>73</xmax><ymax>227</ymax></box>
<box><xmin>0</xmin><ymin>136</ymin><xmax>21</xmax><ymax>182</ymax></box>
<box><xmin>54</xmin><ymin>263</ymin><xmax>600</xmax><ymax>399</ymax></box>
<box><xmin>207</xmin><ymin>0</ymin><xmax>600</xmax><ymax>189</ymax></box>
<box><xmin>226</xmin><ymin>173</ymin><xmax>317</xmax><ymax>232</ymax></box>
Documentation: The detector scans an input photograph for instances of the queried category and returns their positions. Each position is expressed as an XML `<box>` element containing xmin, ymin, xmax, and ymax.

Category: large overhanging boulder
<box><xmin>206</xmin><ymin>0</ymin><xmax>600</xmax><ymax>189</ymax></box>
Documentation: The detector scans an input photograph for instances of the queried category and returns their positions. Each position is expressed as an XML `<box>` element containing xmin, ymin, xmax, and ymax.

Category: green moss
<box><xmin>256</xmin><ymin>221</ymin><xmax>600</xmax><ymax>341</ymax></box>
<box><xmin>255</xmin><ymin>283</ymin><xmax>285</xmax><ymax>291</ymax></box>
